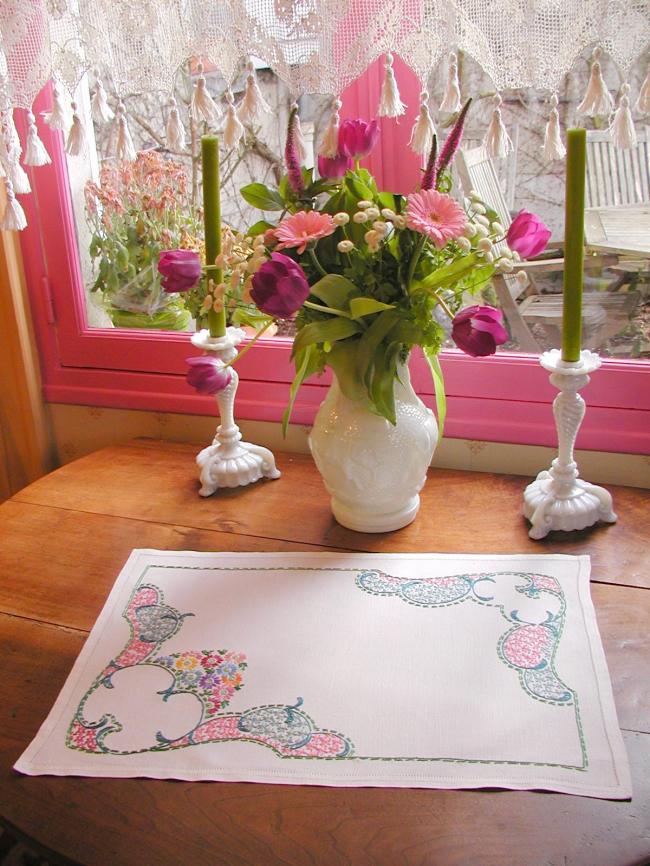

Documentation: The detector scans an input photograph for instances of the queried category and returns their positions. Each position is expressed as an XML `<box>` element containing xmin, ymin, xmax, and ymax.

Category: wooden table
<box><xmin>1</xmin><ymin>439</ymin><xmax>649</xmax><ymax>866</ymax></box>
<box><xmin>585</xmin><ymin>204</ymin><xmax>650</xmax><ymax>259</ymax></box>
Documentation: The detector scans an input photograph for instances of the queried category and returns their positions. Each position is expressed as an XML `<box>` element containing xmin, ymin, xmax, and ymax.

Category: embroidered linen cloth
<box><xmin>16</xmin><ymin>550</ymin><xmax>630</xmax><ymax>799</ymax></box>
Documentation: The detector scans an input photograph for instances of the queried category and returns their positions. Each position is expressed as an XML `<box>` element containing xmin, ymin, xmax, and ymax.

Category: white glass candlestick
<box><xmin>191</xmin><ymin>328</ymin><xmax>281</xmax><ymax>496</ymax></box>
<box><xmin>523</xmin><ymin>349</ymin><xmax>616</xmax><ymax>540</ymax></box>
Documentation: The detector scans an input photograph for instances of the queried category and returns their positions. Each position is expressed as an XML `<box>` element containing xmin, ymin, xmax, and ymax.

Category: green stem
<box><xmin>308</xmin><ymin>247</ymin><xmax>328</xmax><ymax>277</ymax></box>
<box><xmin>430</xmin><ymin>290</ymin><xmax>455</xmax><ymax>321</ymax></box>
<box><xmin>303</xmin><ymin>300</ymin><xmax>352</xmax><ymax>318</ymax></box>
<box><xmin>406</xmin><ymin>235</ymin><xmax>427</xmax><ymax>292</ymax></box>
<box><xmin>225</xmin><ymin>320</ymin><xmax>275</xmax><ymax>367</ymax></box>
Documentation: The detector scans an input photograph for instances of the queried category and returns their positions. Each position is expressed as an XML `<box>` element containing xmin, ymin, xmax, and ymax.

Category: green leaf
<box><xmin>240</xmin><ymin>182</ymin><xmax>285</xmax><ymax>211</ymax></box>
<box><xmin>349</xmin><ymin>297</ymin><xmax>395</xmax><ymax>319</ymax></box>
<box><xmin>377</xmin><ymin>191</ymin><xmax>396</xmax><ymax>212</ymax></box>
<box><xmin>417</xmin><ymin>253</ymin><xmax>479</xmax><ymax>292</ymax></box>
<box><xmin>344</xmin><ymin>174</ymin><xmax>374</xmax><ymax>203</ymax></box>
<box><xmin>291</xmin><ymin>316</ymin><xmax>361</xmax><ymax>358</ymax></box>
<box><xmin>309</xmin><ymin>274</ymin><xmax>356</xmax><ymax>309</ymax></box>
<box><xmin>422</xmin><ymin>347</ymin><xmax>446</xmax><ymax>437</ymax></box>
<box><xmin>248</xmin><ymin>220</ymin><xmax>274</xmax><ymax>237</ymax></box>
<box><xmin>282</xmin><ymin>345</ymin><xmax>320</xmax><ymax>436</ymax></box>
<box><xmin>461</xmin><ymin>263</ymin><xmax>495</xmax><ymax>295</ymax></box>
<box><xmin>370</xmin><ymin>343</ymin><xmax>398</xmax><ymax>425</ymax></box>
<box><xmin>326</xmin><ymin>340</ymin><xmax>370</xmax><ymax>406</ymax></box>
<box><xmin>356</xmin><ymin>309</ymin><xmax>401</xmax><ymax>389</ymax></box>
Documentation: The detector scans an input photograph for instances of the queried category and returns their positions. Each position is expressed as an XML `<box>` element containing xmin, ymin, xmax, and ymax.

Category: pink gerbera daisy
<box><xmin>405</xmin><ymin>189</ymin><xmax>467</xmax><ymax>248</ymax></box>
<box><xmin>274</xmin><ymin>210</ymin><xmax>336</xmax><ymax>254</ymax></box>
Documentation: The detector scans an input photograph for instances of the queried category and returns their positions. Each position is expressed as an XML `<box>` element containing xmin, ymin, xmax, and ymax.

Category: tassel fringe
<box><xmin>190</xmin><ymin>63</ymin><xmax>221</xmax><ymax>126</ymax></box>
<box><xmin>483</xmin><ymin>95</ymin><xmax>512</xmax><ymax>158</ymax></box>
<box><xmin>223</xmin><ymin>89</ymin><xmax>244</xmax><ymax>148</ymax></box>
<box><xmin>42</xmin><ymin>81</ymin><xmax>70</xmax><ymax>132</ymax></box>
<box><xmin>238</xmin><ymin>61</ymin><xmax>271</xmax><ymax>125</ymax></box>
<box><xmin>409</xmin><ymin>91</ymin><xmax>435</xmax><ymax>156</ymax></box>
<box><xmin>542</xmin><ymin>94</ymin><xmax>566</xmax><ymax>162</ymax></box>
<box><xmin>24</xmin><ymin>111</ymin><xmax>51</xmax><ymax>166</ymax></box>
<box><xmin>65</xmin><ymin>102</ymin><xmax>86</xmax><ymax>156</ymax></box>
<box><xmin>2</xmin><ymin>178</ymin><xmax>27</xmax><ymax>230</ymax></box>
<box><xmin>439</xmin><ymin>53</ymin><xmax>462</xmax><ymax>115</ymax></box>
<box><xmin>318</xmin><ymin>98</ymin><xmax>341</xmax><ymax>158</ymax></box>
<box><xmin>166</xmin><ymin>97</ymin><xmax>186</xmax><ymax>151</ymax></box>
<box><xmin>377</xmin><ymin>52</ymin><xmax>405</xmax><ymax>118</ymax></box>
<box><xmin>116</xmin><ymin>104</ymin><xmax>137</xmax><ymax>161</ymax></box>
<box><xmin>292</xmin><ymin>103</ymin><xmax>309</xmax><ymax>162</ymax></box>
<box><xmin>91</xmin><ymin>78</ymin><xmax>114</xmax><ymax>124</ymax></box>
<box><xmin>635</xmin><ymin>68</ymin><xmax>650</xmax><ymax>115</ymax></box>
<box><xmin>577</xmin><ymin>47</ymin><xmax>613</xmax><ymax>118</ymax></box>
<box><xmin>609</xmin><ymin>83</ymin><xmax>637</xmax><ymax>149</ymax></box>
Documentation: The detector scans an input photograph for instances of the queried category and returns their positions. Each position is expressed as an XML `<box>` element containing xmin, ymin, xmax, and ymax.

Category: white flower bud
<box><xmin>337</xmin><ymin>240</ymin><xmax>354</xmax><ymax>253</ymax></box>
<box><xmin>497</xmin><ymin>258</ymin><xmax>514</xmax><ymax>272</ymax></box>
<box><xmin>364</xmin><ymin>229</ymin><xmax>380</xmax><ymax>251</ymax></box>
<box><xmin>475</xmin><ymin>214</ymin><xmax>490</xmax><ymax>227</ymax></box>
<box><xmin>372</xmin><ymin>220</ymin><xmax>388</xmax><ymax>236</ymax></box>
<box><xmin>463</xmin><ymin>222</ymin><xmax>477</xmax><ymax>238</ymax></box>
<box><xmin>215</xmin><ymin>253</ymin><xmax>227</xmax><ymax>268</ymax></box>
<box><xmin>477</xmin><ymin>237</ymin><xmax>493</xmax><ymax>253</ymax></box>
<box><xmin>475</xmin><ymin>224</ymin><xmax>489</xmax><ymax>239</ymax></box>
<box><xmin>357</xmin><ymin>200</ymin><xmax>373</xmax><ymax>209</ymax></box>
<box><xmin>472</xmin><ymin>202</ymin><xmax>487</xmax><ymax>215</ymax></box>
<box><xmin>456</xmin><ymin>236</ymin><xmax>472</xmax><ymax>253</ymax></box>
<box><xmin>381</xmin><ymin>208</ymin><xmax>396</xmax><ymax>220</ymax></box>
<box><xmin>393</xmin><ymin>215</ymin><xmax>407</xmax><ymax>229</ymax></box>
<box><xmin>516</xmin><ymin>270</ymin><xmax>529</xmax><ymax>288</ymax></box>
<box><xmin>482</xmin><ymin>250</ymin><xmax>494</xmax><ymax>263</ymax></box>
<box><xmin>491</xmin><ymin>222</ymin><xmax>504</xmax><ymax>235</ymax></box>
<box><xmin>365</xmin><ymin>207</ymin><xmax>380</xmax><ymax>220</ymax></box>
<box><xmin>511</xmin><ymin>250</ymin><xmax>521</xmax><ymax>262</ymax></box>
<box><xmin>353</xmin><ymin>211</ymin><xmax>370</xmax><ymax>223</ymax></box>
<box><xmin>333</xmin><ymin>212</ymin><xmax>350</xmax><ymax>225</ymax></box>
<box><xmin>469</xmin><ymin>189</ymin><xmax>480</xmax><ymax>200</ymax></box>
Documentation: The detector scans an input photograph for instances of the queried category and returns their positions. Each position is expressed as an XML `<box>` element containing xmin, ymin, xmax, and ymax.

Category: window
<box><xmin>18</xmin><ymin>55</ymin><xmax>650</xmax><ymax>454</ymax></box>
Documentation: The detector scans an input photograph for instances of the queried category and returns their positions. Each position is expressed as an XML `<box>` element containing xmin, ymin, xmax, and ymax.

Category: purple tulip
<box><xmin>250</xmin><ymin>252</ymin><xmax>310</xmax><ymax>318</ymax></box>
<box><xmin>452</xmin><ymin>305</ymin><xmax>509</xmax><ymax>357</ymax></box>
<box><xmin>185</xmin><ymin>356</ymin><xmax>232</xmax><ymax>395</ymax></box>
<box><xmin>318</xmin><ymin>152</ymin><xmax>353</xmax><ymax>179</ymax></box>
<box><xmin>338</xmin><ymin>118</ymin><xmax>380</xmax><ymax>160</ymax></box>
<box><xmin>506</xmin><ymin>210</ymin><xmax>552</xmax><ymax>259</ymax></box>
<box><xmin>158</xmin><ymin>250</ymin><xmax>202</xmax><ymax>292</ymax></box>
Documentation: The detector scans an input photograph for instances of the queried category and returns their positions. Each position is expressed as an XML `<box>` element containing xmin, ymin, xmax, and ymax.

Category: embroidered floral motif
<box><xmin>357</xmin><ymin>569</ymin><xmax>574</xmax><ymax>706</ymax></box>
<box><xmin>68</xmin><ymin>582</ymin><xmax>353</xmax><ymax>759</ymax></box>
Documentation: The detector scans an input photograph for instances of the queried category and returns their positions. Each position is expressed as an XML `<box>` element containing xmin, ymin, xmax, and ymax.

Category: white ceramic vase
<box><xmin>309</xmin><ymin>362</ymin><xmax>438</xmax><ymax>533</ymax></box>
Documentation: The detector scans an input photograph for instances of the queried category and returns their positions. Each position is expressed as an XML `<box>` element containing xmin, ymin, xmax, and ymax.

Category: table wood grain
<box><xmin>1</xmin><ymin>439</ymin><xmax>649</xmax><ymax>866</ymax></box>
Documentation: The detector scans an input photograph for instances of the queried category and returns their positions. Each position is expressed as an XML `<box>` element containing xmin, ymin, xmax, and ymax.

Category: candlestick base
<box><xmin>523</xmin><ymin>349</ymin><xmax>617</xmax><ymax>540</ymax></box>
<box><xmin>191</xmin><ymin>328</ymin><xmax>281</xmax><ymax>496</ymax></box>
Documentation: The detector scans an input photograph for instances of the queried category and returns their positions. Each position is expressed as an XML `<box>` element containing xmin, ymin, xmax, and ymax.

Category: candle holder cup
<box><xmin>191</xmin><ymin>327</ymin><xmax>281</xmax><ymax>496</ymax></box>
<box><xmin>523</xmin><ymin>349</ymin><xmax>616</xmax><ymax>540</ymax></box>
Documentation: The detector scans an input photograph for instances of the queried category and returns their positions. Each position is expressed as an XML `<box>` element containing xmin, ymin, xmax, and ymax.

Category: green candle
<box><xmin>201</xmin><ymin>135</ymin><xmax>226</xmax><ymax>338</ymax></box>
<box><xmin>562</xmin><ymin>128</ymin><xmax>586</xmax><ymax>362</ymax></box>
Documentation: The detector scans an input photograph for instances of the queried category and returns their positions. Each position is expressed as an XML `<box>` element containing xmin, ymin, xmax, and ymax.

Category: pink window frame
<box><xmin>17</xmin><ymin>64</ymin><xmax>650</xmax><ymax>455</ymax></box>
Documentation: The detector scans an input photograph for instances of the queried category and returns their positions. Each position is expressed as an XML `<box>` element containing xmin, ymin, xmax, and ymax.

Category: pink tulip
<box><xmin>185</xmin><ymin>356</ymin><xmax>232</xmax><ymax>395</ymax></box>
<box><xmin>338</xmin><ymin>119</ymin><xmax>380</xmax><ymax>160</ymax></box>
<box><xmin>158</xmin><ymin>250</ymin><xmax>202</xmax><ymax>292</ymax></box>
<box><xmin>318</xmin><ymin>152</ymin><xmax>353</xmax><ymax>179</ymax></box>
<box><xmin>506</xmin><ymin>210</ymin><xmax>552</xmax><ymax>259</ymax></box>
<box><xmin>251</xmin><ymin>252</ymin><xmax>311</xmax><ymax>318</ymax></box>
<box><xmin>452</xmin><ymin>305</ymin><xmax>509</xmax><ymax>357</ymax></box>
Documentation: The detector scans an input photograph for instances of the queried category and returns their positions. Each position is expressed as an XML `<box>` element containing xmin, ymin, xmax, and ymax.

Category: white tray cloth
<box><xmin>15</xmin><ymin>550</ymin><xmax>631</xmax><ymax>799</ymax></box>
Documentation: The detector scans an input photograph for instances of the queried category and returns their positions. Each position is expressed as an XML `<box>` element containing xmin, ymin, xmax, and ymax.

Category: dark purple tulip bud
<box><xmin>185</xmin><ymin>356</ymin><xmax>232</xmax><ymax>395</ymax></box>
<box><xmin>506</xmin><ymin>210</ymin><xmax>552</xmax><ymax>259</ymax></box>
<box><xmin>250</xmin><ymin>252</ymin><xmax>310</xmax><ymax>318</ymax></box>
<box><xmin>158</xmin><ymin>250</ymin><xmax>202</xmax><ymax>292</ymax></box>
<box><xmin>338</xmin><ymin>118</ymin><xmax>380</xmax><ymax>160</ymax></box>
<box><xmin>452</xmin><ymin>305</ymin><xmax>509</xmax><ymax>357</ymax></box>
<box><xmin>318</xmin><ymin>152</ymin><xmax>353</xmax><ymax>179</ymax></box>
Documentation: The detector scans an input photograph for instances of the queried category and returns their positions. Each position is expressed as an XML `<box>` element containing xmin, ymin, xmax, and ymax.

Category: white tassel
<box><xmin>0</xmin><ymin>116</ymin><xmax>30</xmax><ymax>193</ymax></box>
<box><xmin>318</xmin><ymin>98</ymin><xmax>341</xmax><ymax>157</ymax></box>
<box><xmin>23</xmin><ymin>111</ymin><xmax>51</xmax><ymax>166</ymax></box>
<box><xmin>238</xmin><ymin>61</ymin><xmax>271</xmax><ymax>125</ymax></box>
<box><xmin>635</xmin><ymin>67</ymin><xmax>650</xmax><ymax>115</ymax></box>
<box><xmin>166</xmin><ymin>97</ymin><xmax>186</xmax><ymax>151</ymax></box>
<box><xmin>377</xmin><ymin>52</ymin><xmax>405</xmax><ymax>118</ymax></box>
<box><xmin>483</xmin><ymin>95</ymin><xmax>512</xmax><ymax>158</ymax></box>
<box><xmin>542</xmin><ymin>94</ymin><xmax>566</xmax><ymax>162</ymax></box>
<box><xmin>577</xmin><ymin>47</ymin><xmax>613</xmax><ymax>118</ymax></box>
<box><xmin>115</xmin><ymin>104</ymin><xmax>137</xmax><ymax>161</ymax></box>
<box><xmin>223</xmin><ymin>89</ymin><xmax>244</xmax><ymax>148</ymax></box>
<box><xmin>7</xmin><ymin>158</ymin><xmax>31</xmax><ymax>194</ymax></box>
<box><xmin>2</xmin><ymin>178</ymin><xmax>27</xmax><ymax>230</ymax></box>
<box><xmin>292</xmin><ymin>103</ymin><xmax>309</xmax><ymax>162</ymax></box>
<box><xmin>609</xmin><ymin>83</ymin><xmax>637</xmax><ymax>149</ymax></box>
<box><xmin>42</xmin><ymin>80</ymin><xmax>71</xmax><ymax>132</ymax></box>
<box><xmin>2</xmin><ymin>110</ymin><xmax>21</xmax><ymax>161</ymax></box>
<box><xmin>439</xmin><ymin>53</ymin><xmax>462</xmax><ymax>115</ymax></box>
<box><xmin>409</xmin><ymin>91</ymin><xmax>435</xmax><ymax>156</ymax></box>
<box><xmin>65</xmin><ymin>102</ymin><xmax>86</xmax><ymax>156</ymax></box>
<box><xmin>190</xmin><ymin>62</ymin><xmax>221</xmax><ymax>126</ymax></box>
<box><xmin>91</xmin><ymin>78</ymin><xmax>114</xmax><ymax>124</ymax></box>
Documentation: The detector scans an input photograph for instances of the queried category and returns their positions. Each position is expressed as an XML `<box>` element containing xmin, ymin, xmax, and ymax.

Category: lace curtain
<box><xmin>2</xmin><ymin>0</ymin><xmax>649</xmax><ymax>109</ymax></box>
